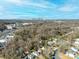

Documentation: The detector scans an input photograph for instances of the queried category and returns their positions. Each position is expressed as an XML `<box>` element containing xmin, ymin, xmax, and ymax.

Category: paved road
<box><xmin>52</xmin><ymin>49</ymin><xmax>60</xmax><ymax>59</ymax></box>
<box><xmin>55</xmin><ymin>50</ymin><xmax>60</xmax><ymax>59</ymax></box>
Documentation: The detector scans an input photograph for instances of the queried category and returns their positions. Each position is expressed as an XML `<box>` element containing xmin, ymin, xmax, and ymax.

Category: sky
<box><xmin>0</xmin><ymin>0</ymin><xmax>79</xmax><ymax>19</ymax></box>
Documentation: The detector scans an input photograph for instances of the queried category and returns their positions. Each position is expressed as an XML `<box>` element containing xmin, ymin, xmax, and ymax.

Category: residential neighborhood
<box><xmin>0</xmin><ymin>21</ymin><xmax>79</xmax><ymax>59</ymax></box>
<box><xmin>0</xmin><ymin>0</ymin><xmax>79</xmax><ymax>59</ymax></box>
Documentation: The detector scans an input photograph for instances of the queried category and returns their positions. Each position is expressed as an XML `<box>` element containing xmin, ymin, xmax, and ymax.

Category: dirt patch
<box><xmin>37</xmin><ymin>55</ymin><xmax>45</xmax><ymax>59</ymax></box>
<box><xmin>59</xmin><ymin>53</ymin><xmax>74</xmax><ymax>59</ymax></box>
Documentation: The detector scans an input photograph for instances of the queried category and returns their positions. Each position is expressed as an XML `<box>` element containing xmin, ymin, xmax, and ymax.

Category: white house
<box><xmin>0</xmin><ymin>39</ymin><xmax>7</xmax><ymax>49</ymax></box>
<box><xmin>65</xmin><ymin>47</ymin><xmax>77</xmax><ymax>58</ymax></box>
<box><xmin>71</xmin><ymin>47</ymin><xmax>78</xmax><ymax>52</ymax></box>
<box><xmin>74</xmin><ymin>38</ymin><xmax>79</xmax><ymax>47</ymax></box>
<box><xmin>6</xmin><ymin>24</ymin><xmax>16</xmax><ymax>30</ymax></box>
<box><xmin>71</xmin><ymin>27</ymin><xmax>79</xmax><ymax>31</ymax></box>
<box><xmin>0</xmin><ymin>40</ymin><xmax>7</xmax><ymax>43</ymax></box>
<box><xmin>66</xmin><ymin>52</ymin><xmax>75</xmax><ymax>58</ymax></box>
<box><xmin>22</xmin><ymin>23</ymin><xmax>33</xmax><ymax>26</ymax></box>
<box><xmin>6</xmin><ymin>25</ymin><xmax>13</xmax><ymax>29</ymax></box>
<box><xmin>5</xmin><ymin>35</ymin><xmax>14</xmax><ymax>42</ymax></box>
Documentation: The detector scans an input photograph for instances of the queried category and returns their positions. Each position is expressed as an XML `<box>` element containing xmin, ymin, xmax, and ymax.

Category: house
<box><xmin>0</xmin><ymin>40</ymin><xmax>7</xmax><ymax>49</ymax></box>
<box><xmin>47</xmin><ymin>38</ymin><xmax>57</xmax><ymax>46</ymax></box>
<box><xmin>71</xmin><ymin>47</ymin><xmax>78</xmax><ymax>52</ymax></box>
<box><xmin>5</xmin><ymin>35</ymin><xmax>14</xmax><ymax>42</ymax></box>
<box><xmin>74</xmin><ymin>38</ymin><xmax>79</xmax><ymax>47</ymax></box>
<box><xmin>6</xmin><ymin>24</ymin><xmax>16</xmax><ymax>30</ymax></box>
<box><xmin>6</xmin><ymin>25</ymin><xmax>13</xmax><ymax>30</ymax></box>
<box><xmin>65</xmin><ymin>47</ymin><xmax>78</xmax><ymax>58</ymax></box>
<box><xmin>23</xmin><ymin>51</ymin><xmax>39</xmax><ymax>59</ymax></box>
<box><xmin>71</xmin><ymin>27</ymin><xmax>79</xmax><ymax>31</ymax></box>
<box><xmin>47</xmin><ymin>41</ymin><xmax>54</xmax><ymax>46</ymax></box>
<box><xmin>23</xmin><ymin>23</ymin><xmax>33</xmax><ymax>25</ymax></box>
<box><xmin>32</xmin><ymin>51</ymin><xmax>39</xmax><ymax>57</ymax></box>
<box><xmin>66</xmin><ymin>51</ymin><xmax>75</xmax><ymax>58</ymax></box>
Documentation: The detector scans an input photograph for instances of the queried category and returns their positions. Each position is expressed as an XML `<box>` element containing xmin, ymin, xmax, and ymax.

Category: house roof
<box><xmin>0</xmin><ymin>40</ymin><xmax>6</xmax><ymax>43</ymax></box>
<box><xmin>71</xmin><ymin>47</ymin><xmax>78</xmax><ymax>52</ymax></box>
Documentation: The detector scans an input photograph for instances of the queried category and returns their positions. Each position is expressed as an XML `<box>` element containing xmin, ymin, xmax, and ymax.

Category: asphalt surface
<box><xmin>52</xmin><ymin>49</ymin><xmax>60</xmax><ymax>59</ymax></box>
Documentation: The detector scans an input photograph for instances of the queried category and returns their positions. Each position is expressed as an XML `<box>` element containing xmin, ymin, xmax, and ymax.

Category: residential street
<box><xmin>55</xmin><ymin>50</ymin><xmax>60</xmax><ymax>59</ymax></box>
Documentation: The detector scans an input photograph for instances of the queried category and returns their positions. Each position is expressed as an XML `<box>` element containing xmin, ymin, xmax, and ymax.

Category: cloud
<box><xmin>58</xmin><ymin>5</ymin><xmax>78</xmax><ymax>12</ymax></box>
<box><xmin>5</xmin><ymin>0</ymin><xmax>56</xmax><ymax>9</ymax></box>
<box><xmin>0</xmin><ymin>5</ymin><xmax>5</xmax><ymax>16</ymax></box>
<box><xmin>5</xmin><ymin>0</ymin><xmax>24</xmax><ymax>5</ymax></box>
<box><xmin>0</xmin><ymin>14</ymin><xmax>36</xmax><ymax>19</ymax></box>
<box><xmin>0</xmin><ymin>5</ymin><xmax>4</xmax><ymax>11</ymax></box>
<box><xmin>23</xmin><ymin>1</ymin><xmax>48</xmax><ymax>8</ymax></box>
<box><xmin>0</xmin><ymin>0</ymin><xmax>79</xmax><ymax>19</ymax></box>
